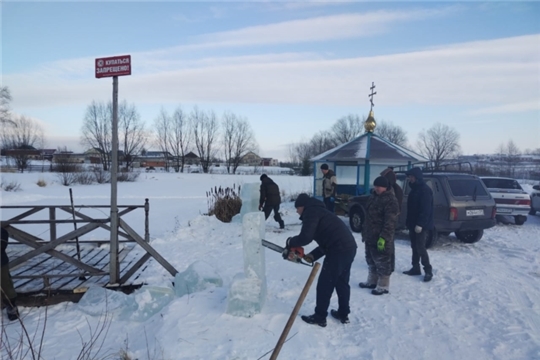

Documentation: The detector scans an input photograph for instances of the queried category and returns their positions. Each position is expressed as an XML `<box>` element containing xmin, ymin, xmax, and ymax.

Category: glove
<box><xmin>285</xmin><ymin>237</ymin><xmax>292</xmax><ymax>250</ymax></box>
<box><xmin>282</xmin><ymin>248</ymin><xmax>290</xmax><ymax>260</ymax></box>
<box><xmin>415</xmin><ymin>225</ymin><xmax>423</xmax><ymax>234</ymax></box>
<box><xmin>377</xmin><ymin>237</ymin><xmax>386</xmax><ymax>252</ymax></box>
<box><xmin>303</xmin><ymin>253</ymin><xmax>315</xmax><ymax>263</ymax></box>
<box><xmin>329</xmin><ymin>196</ymin><xmax>335</xmax><ymax>203</ymax></box>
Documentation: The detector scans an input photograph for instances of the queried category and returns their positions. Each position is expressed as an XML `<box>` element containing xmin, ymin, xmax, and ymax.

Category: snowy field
<box><xmin>1</xmin><ymin>170</ymin><xmax>540</xmax><ymax>360</ymax></box>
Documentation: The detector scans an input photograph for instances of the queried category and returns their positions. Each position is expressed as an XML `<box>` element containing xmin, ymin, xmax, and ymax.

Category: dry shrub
<box><xmin>91</xmin><ymin>166</ymin><xmax>110</xmax><ymax>184</ymax></box>
<box><xmin>36</xmin><ymin>178</ymin><xmax>47</xmax><ymax>187</ymax></box>
<box><xmin>117</xmin><ymin>171</ymin><xmax>140</xmax><ymax>182</ymax></box>
<box><xmin>206</xmin><ymin>184</ymin><xmax>242</xmax><ymax>223</ymax></box>
<box><xmin>1</xmin><ymin>180</ymin><xmax>21</xmax><ymax>191</ymax></box>
<box><xmin>75</xmin><ymin>172</ymin><xmax>95</xmax><ymax>185</ymax></box>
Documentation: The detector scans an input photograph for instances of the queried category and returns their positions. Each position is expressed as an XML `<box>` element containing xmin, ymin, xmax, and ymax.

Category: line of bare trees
<box><xmin>81</xmin><ymin>100</ymin><xmax>259</xmax><ymax>174</ymax></box>
<box><xmin>80</xmin><ymin>100</ymin><xmax>148</xmax><ymax>171</ymax></box>
<box><xmin>154</xmin><ymin>106</ymin><xmax>258</xmax><ymax>174</ymax></box>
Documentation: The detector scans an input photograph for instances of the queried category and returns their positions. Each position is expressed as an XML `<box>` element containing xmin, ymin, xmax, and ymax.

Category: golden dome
<box><xmin>364</xmin><ymin>110</ymin><xmax>376</xmax><ymax>133</ymax></box>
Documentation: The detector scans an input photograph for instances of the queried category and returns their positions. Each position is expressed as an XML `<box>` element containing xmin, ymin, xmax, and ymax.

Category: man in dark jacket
<box><xmin>1</xmin><ymin>227</ymin><xmax>19</xmax><ymax>320</ymax></box>
<box><xmin>287</xmin><ymin>193</ymin><xmax>357</xmax><ymax>327</ymax></box>
<box><xmin>259</xmin><ymin>174</ymin><xmax>285</xmax><ymax>229</ymax></box>
<box><xmin>403</xmin><ymin>167</ymin><xmax>434</xmax><ymax>282</ymax></box>
<box><xmin>320</xmin><ymin>164</ymin><xmax>337</xmax><ymax>212</ymax></box>
<box><xmin>359</xmin><ymin>176</ymin><xmax>399</xmax><ymax>295</ymax></box>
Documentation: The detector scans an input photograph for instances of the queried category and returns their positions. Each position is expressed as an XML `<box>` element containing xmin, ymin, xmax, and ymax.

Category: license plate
<box><xmin>466</xmin><ymin>209</ymin><xmax>484</xmax><ymax>216</ymax></box>
<box><xmin>497</xmin><ymin>208</ymin><xmax>512</xmax><ymax>213</ymax></box>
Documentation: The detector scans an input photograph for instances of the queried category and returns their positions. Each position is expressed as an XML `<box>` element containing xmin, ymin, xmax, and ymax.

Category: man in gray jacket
<box><xmin>320</xmin><ymin>164</ymin><xmax>337</xmax><ymax>212</ymax></box>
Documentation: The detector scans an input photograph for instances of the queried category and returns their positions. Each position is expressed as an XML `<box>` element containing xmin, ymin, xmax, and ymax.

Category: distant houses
<box><xmin>1</xmin><ymin>145</ymin><xmax>284</xmax><ymax>172</ymax></box>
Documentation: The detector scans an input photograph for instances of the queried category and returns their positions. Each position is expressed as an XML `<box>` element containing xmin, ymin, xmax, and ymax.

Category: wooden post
<box><xmin>49</xmin><ymin>206</ymin><xmax>56</xmax><ymax>241</ymax></box>
<box><xmin>144</xmin><ymin>198</ymin><xmax>149</xmax><ymax>242</ymax></box>
<box><xmin>270</xmin><ymin>262</ymin><xmax>321</xmax><ymax>360</ymax></box>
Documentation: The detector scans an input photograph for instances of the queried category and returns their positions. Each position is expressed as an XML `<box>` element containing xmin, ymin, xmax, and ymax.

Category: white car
<box><xmin>480</xmin><ymin>177</ymin><xmax>530</xmax><ymax>225</ymax></box>
<box><xmin>530</xmin><ymin>184</ymin><xmax>540</xmax><ymax>215</ymax></box>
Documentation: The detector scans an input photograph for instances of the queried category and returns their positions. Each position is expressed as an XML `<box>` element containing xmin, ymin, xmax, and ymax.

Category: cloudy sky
<box><xmin>3</xmin><ymin>1</ymin><xmax>539</xmax><ymax>159</ymax></box>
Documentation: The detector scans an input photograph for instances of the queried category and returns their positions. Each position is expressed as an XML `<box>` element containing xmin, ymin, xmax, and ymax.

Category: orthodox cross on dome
<box><xmin>364</xmin><ymin>82</ymin><xmax>377</xmax><ymax>133</ymax></box>
<box><xmin>368</xmin><ymin>82</ymin><xmax>377</xmax><ymax>111</ymax></box>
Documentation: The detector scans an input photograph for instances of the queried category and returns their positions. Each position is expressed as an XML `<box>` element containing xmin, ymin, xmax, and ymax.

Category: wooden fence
<box><xmin>1</xmin><ymin>200</ymin><xmax>178</xmax><ymax>294</ymax></box>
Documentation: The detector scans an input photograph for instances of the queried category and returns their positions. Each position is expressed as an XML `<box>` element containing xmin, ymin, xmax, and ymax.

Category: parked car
<box><xmin>348</xmin><ymin>166</ymin><xmax>497</xmax><ymax>248</ymax></box>
<box><xmin>480</xmin><ymin>177</ymin><xmax>530</xmax><ymax>225</ymax></box>
<box><xmin>529</xmin><ymin>184</ymin><xmax>540</xmax><ymax>215</ymax></box>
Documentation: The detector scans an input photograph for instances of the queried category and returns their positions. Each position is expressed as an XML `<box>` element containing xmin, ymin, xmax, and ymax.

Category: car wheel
<box><xmin>514</xmin><ymin>215</ymin><xmax>527</xmax><ymax>226</ymax></box>
<box><xmin>349</xmin><ymin>207</ymin><xmax>365</xmax><ymax>233</ymax></box>
<box><xmin>455</xmin><ymin>229</ymin><xmax>483</xmax><ymax>243</ymax></box>
<box><xmin>425</xmin><ymin>228</ymin><xmax>438</xmax><ymax>249</ymax></box>
<box><xmin>529</xmin><ymin>208</ymin><xmax>536</xmax><ymax>216</ymax></box>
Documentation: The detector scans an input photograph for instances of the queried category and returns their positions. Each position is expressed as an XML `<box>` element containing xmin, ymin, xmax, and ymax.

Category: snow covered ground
<box><xmin>1</xmin><ymin>170</ymin><xmax>539</xmax><ymax>360</ymax></box>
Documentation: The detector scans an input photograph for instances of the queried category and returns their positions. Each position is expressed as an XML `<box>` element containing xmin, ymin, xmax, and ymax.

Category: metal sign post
<box><xmin>95</xmin><ymin>55</ymin><xmax>131</xmax><ymax>284</ymax></box>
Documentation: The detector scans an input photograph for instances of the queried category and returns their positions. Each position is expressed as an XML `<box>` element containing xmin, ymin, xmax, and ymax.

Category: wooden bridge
<box><xmin>1</xmin><ymin>200</ymin><xmax>178</xmax><ymax>304</ymax></box>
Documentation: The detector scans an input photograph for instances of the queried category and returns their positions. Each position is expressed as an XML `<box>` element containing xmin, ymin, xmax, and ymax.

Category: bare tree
<box><xmin>81</xmin><ymin>101</ymin><xmax>111</xmax><ymax>170</ymax></box>
<box><xmin>417</xmin><ymin>123</ymin><xmax>461</xmax><ymax>169</ymax></box>
<box><xmin>309</xmin><ymin>130</ymin><xmax>335</xmax><ymax>157</ymax></box>
<box><xmin>375</xmin><ymin>121</ymin><xmax>408</xmax><ymax>147</ymax></box>
<box><xmin>1</xmin><ymin>115</ymin><xmax>45</xmax><ymax>172</ymax></box>
<box><xmin>191</xmin><ymin>107</ymin><xmax>219</xmax><ymax>173</ymax></box>
<box><xmin>287</xmin><ymin>143</ymin><xmax>300</xmax><ymax>165</ymax></box>
<box><xmin>118</xmin><ymin>101</ymin><xmax>148</xmax><ymax>170</ymax></box>
<box><xmin>498</xmin><ymin>139</ymin><xmax>521</xmax><ymax>177</ymax></box>
<box><xmin>0</xmin><ymin>86</ymin><xmax>14</xmax><ymax>125</ymax></box>
<box><xmin>331</xmin><ymin>114</ymin><xmax>364</xmax><ymax>145</ymax></box>
<box><xmin>154</xmin><ymin>108</ymin><xmax>171</xmax><ymax>171</ymax></box>
<box><xmin>168</xmin><ymin>106</ymin><xmax>191</xmax><ymax>172</ymax></box>
<box><xmin>222</xmin><ymin>112</ymin><xmax>257</xmax><ymax>174</ymax></box>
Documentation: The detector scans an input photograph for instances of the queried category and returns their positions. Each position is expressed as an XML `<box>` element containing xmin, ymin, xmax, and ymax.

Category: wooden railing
<box><xmin>1</xmin><ymin>200</ymin><xmax>177</xmax><ymax>288</ymax></box>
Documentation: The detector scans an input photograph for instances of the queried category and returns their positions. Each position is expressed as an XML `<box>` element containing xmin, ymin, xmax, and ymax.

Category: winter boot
<box><xmin>330</xmin><ymin>309</ymin><xmax>350</xmax><ymax>324</ymax></box>
<box><xmin>301</xmin><ymin>314</ymin><xmax>327</xmax><ymax>327</ymax></box>
<box><xmin>403</xmin><ymin>267</ymin><xmax>421</xmax><ymax>276</ymax></box>
<box><xmin>359</xmin><ymin>272</ymin><xmax>378</xmax><ymax>289</ymax></box>
<box><xmin>279</xmin><ymin>220</ymin><xmax>285</xmax><ymax>229</ymax></box>
<box><xmin>371</xmin><ymin>275</ymin><xmax>390</xmax><ymax>296</ymax></box>
<box><xmin>6</xmin><ymin>304</ymin><xmax>19</xmax><ymax>321</ymax></box>
<box><xmin>424</xmin><ymin>270</ymin><xmax>433</xmax><ymax>282</ymax></box>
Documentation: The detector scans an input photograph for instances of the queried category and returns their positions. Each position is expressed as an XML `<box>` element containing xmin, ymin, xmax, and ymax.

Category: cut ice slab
<box><xmin>232</xmin><ymin>182</ymin><xmax>260</xmax><ymax>222</ymax></box>
<box><xmin>174</xmin><ymin>260</ymin><xmax>223</xmax><ymax>298</ymax></box>
<box><xmin>78</xmin><ymin>285</ymin><xmax>137</xmax><ymax>318</ymax></box>
<box><xmin>226</xmin><ymin>274</ymin><xmax>266</xmax><ymax>318</ymax></box>
<box><xmin>125</xmin><ymin>286</ymin><xmax>175</xmax><ymax>322</ymax></box>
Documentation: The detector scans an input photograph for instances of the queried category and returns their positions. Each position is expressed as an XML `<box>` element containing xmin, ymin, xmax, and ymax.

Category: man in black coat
<box><xmin>403</xmin><ymin>167</ymin><xmax>434</xmax><ymax>282</ymax></box>
<box><xmin>259</xmin><ymin>174</ymin><xmax>285</xmax><ymax>229</ymax></box>
<box><xmin>287</xmin><ymin>193</ymin><xmax>357</xmax><ymax>327</ymax></box>
<box><xmin>1</xmin><ymin>227</ymin><xmax>19</xmax><ymax>320</ymax></box>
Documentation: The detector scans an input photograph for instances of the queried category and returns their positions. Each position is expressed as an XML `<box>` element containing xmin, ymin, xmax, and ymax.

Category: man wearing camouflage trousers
<box><xmin>359</xmin><ymin>176</ymin><xmax>399</xmax><ymax>295</ymax></box>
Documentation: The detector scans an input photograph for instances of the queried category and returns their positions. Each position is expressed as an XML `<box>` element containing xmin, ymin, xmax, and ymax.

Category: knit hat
<box><xmin>320</xmin><ymin>163</ymin><xmax>329</xmax><ymax>170</ymax></box>
<box><xmin>294</xmin><ymin>193</ymin><xmax>310</xmax><ymax>208</ymax></box>
<box><xmin>260</xmin><ymin>174</ymin><xmax>268</xmax><ymax>181</ymax></box>
<box><xmin>373</xmin><ymin>176</ymin><xmax>389</xmax><ymax>188</ymax></box>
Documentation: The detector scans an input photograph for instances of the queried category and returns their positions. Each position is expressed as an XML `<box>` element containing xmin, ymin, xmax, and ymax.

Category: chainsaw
<box><xmin>261</xmin><ymin>239</ymin><xmax>313</xmax><ymax>267</ymax></box>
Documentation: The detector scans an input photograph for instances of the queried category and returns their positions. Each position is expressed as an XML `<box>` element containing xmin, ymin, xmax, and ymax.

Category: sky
<box><xmin>1</xmin><ymin>169</ymin><xmax>540</xmax><ymax>359</ymax></box>
<box><xmin>2</xmin><ymin>1</ymin><xmax>540</xmax><ymax>160</ymax></box>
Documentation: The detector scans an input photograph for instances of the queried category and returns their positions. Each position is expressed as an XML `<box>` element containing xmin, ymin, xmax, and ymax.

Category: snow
<box><xmin>1</xmin><ymin>170</ymin><xmax>540</xmax><ymax>359</ymax></box>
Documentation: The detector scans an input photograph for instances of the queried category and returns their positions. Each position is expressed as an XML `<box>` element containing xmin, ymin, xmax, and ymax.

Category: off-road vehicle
<box><xmin>347</xmin><ymin>163</ymin><xmax>497</xmax><ymax>248</ymax></box>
